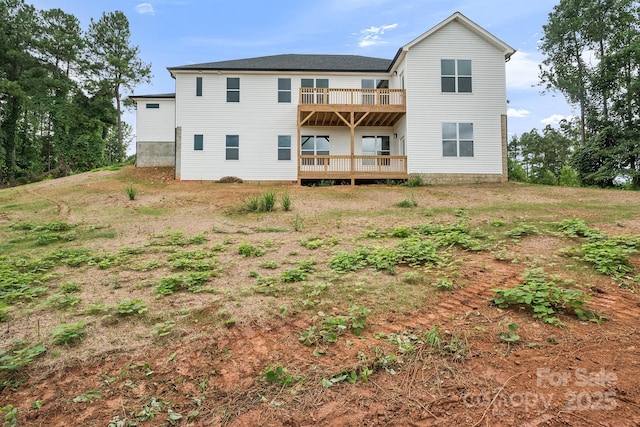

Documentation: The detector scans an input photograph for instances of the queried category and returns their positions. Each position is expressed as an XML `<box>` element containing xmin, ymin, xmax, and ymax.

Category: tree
<box><xmin>85</xmin><ymin>11</ymin><xmax>151</xmax><ymax>160</ymax></box>
<box><xmin>540</xmin><ymin>0</ymin><xmax>640</xmax><ymax>187</ymax></box>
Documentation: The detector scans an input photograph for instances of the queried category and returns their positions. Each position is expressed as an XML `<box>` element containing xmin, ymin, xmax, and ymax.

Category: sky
<box><xmin>30</xmin><ymin>0</ymin><xmax>575</xmax><ymax>147</ymax></box>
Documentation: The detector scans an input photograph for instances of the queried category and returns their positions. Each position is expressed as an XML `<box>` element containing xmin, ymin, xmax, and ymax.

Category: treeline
<box><xmin>0</xmin><ymin>0</ymin><xmax>150</xmax><ymax>185</ymax></box>
<box><xmin>525</xmin><ymin>0</ymin><xmax>640</xmax><ymax>188</ymax></box>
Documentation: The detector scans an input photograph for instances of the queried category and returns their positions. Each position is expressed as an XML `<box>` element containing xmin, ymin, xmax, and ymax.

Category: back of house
<box><xmin>131</xmin><ymin>12</ymin><xmax>515</xmax><ymax>184</ymax></box>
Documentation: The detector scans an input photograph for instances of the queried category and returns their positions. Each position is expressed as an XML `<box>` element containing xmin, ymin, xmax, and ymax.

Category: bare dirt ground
<box><xmin>1</xmin><ymin>166</ymin><xmax>640</xmax><ymax>427</ymax></box>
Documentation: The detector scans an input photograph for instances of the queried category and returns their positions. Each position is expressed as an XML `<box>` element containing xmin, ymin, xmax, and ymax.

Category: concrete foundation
<box><xmin>136</xmin><ymin>141</ymin><xmax>175</xmax><ymax>167</ymax></box>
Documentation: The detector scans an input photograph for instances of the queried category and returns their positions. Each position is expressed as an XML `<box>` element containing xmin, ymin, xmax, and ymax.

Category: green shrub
<box><xmin>508</xmin><ymin>159</ymin><xmax>528</xmax><ymax>182</ymax></box>
<box><xmin>281</xmin><ymin>193</ymin><xmax>292</xmax><ymax>211</ymax></box>
<box><xmin>125</xmin><ymin>185</ymin><xmax>137</xmax><ymax>201</ymax></box>
<box><xmin>558</xmin><ymin>166</ymin><xmax>580</xmax><ymax>187</ymax></box>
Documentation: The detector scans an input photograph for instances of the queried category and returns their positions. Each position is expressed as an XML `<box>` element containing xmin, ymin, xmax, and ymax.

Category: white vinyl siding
<box><xmin>174</xmin><ymin>73</ymin><xmax>394</xmax><ymax>181</ymax></box>
<box><xmin>135</xmin><ymin>98</ymin><xmax>175</xmax><ymax>143</ymax></box>
<box><xmin>403</xmin><ymin>19</ymin><xmax>507</xmax><ymax>175</ymax></box>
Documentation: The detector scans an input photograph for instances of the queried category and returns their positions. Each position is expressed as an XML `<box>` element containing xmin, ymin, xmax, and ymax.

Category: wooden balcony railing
<box><xmin>299</xmin><ymin>88</ymin><xmax>405</xmax><ymax>106</ymax></box>
<box><xmin>299</xmin><ymin>155</ymin><xmax>408</xmax><ymax>180</ymax></box>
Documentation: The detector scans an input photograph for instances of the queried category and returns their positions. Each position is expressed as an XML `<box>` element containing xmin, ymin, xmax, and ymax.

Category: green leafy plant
<box><xmin>504</xmin><ymin>224</ymin><xmax>539</xmax><ymax>240</ymax></box>
<box><xmin>435</xmin><ymin>278</ymin><xmax>454</xmax><ymax>291</ymax></box>
<box><xmin>72</xmin><ymin>390</ymin><xmax>102</xmax><ymax>403</ymax></box>
<box><xmin>152</xmin><ymin>321</ymin><xmax>176</xmax><ymax>338</ymax></box>
<box><xmin>260</xmin><ymin>260</ymin><xmax>278</xmax><ymax>269</ymax></box>
<box><xmin>116</xmin><ymin>300</ymin><xmax>148</xmax><ymax>316</ymax></box>
<box><xmin>498</xmin><ymin>322</ymin><xmax>520</xmax><ymax>343</ymax></box>
<box><xmin>555</xmin><ymin>218</ymin><xmax>603</xmax><ymax>240</ymax></box>
<box><xmin>262</xmin><ymin>365</ymin><xmax>300</xmax><ymax>385</ymax></box>
<box><xmin>282</xmin><ymin>259</ymin><xmax>315</xmax><ymax>282</ymax></box>
<box><xmin>237</xmin><ymin>242</ymin><xmax>264</xmax><ymax>257</ymax></box>
<box><xmin>0</xmin><ymin>344</ymin><xmax>47</xmax><ymax>389</ymax></box>
<box><xmin>1</xmin><ymin>404</ymin><xmax>18</xmax><ymax>426</ymax></box>
<box><xmin>299</xmin><ymin>306</ymin><xmax>369</xmax><ymax>346</ymax></box>
<box><xmin>580</xmin><ymin>240</ymin><xmax>636</xmax><ymax>278</ymax></box>
<box><xmin>51</xmin><ymin>321</ymin><xmax>86</xmax><ymax>345</ymax></box>
<box><xmin>491</xmin><ymin>268</ymin><xmax>597</xmax><ymax>325</ymax></box>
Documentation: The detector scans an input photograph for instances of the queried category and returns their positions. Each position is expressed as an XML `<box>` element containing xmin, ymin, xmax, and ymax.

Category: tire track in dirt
<box><xmin>587</xmin><ymin>289</ymin><xmax>640</xmax><ymax>323</ymax></box>
<box><xmin>23</xmin><ymin>185</ymin><xmax>70</xmax><ymax>217</ymax></box>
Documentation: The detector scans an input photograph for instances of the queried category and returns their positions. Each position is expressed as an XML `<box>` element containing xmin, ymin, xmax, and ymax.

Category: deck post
<box><xmin>350</xmin><ymin>111</ymin><xmax>355</xmax><ymax>186</ymax></box>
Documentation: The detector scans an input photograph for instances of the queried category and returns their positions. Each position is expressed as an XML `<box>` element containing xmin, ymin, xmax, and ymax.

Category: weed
<box><xmin>262</xmin><ymin>365</ymin><xmax>300</xmax><ymax>385</ymax></box>
<box><xmin>152</xmin><ymin>321</ymin><xmax>176</xmax><ymax>338</ymax></box>
<box><xmin>394</xmin><ymin>193</ymin><xmax>418</xmax><ymax>208</ymax></box>
<box><xmin>150</xmin><ymin>231</ymin><xmax>207</xmax><ymax>247</ymax></box>
<box><xmin>260</xmin><ymin>260</ymin><xmax>279</xmax><ymax>269</ymax></box>
<box><xmin>580</xmin><ymin>240</ymin><xmax>636</xmax><ymax>278</ymax></box>
<box><xmin>0</xmin><ymin>344</ymin><xmax>46</xmax><ymax>389</ymax></box>
<box><xmin>505</xmin><ymin>224</ymin><xmax>539</xmax><ymax>240</ymax></box>
<box><xmin>72</xmin><ymin>390</ymin><xmax>102</xmax><ymax>403</ymax></box>
<box><xmin>401</xmin><ymin>271</ymin><xmax>424</xmax><ymax>284</ymax></box>
<box><xmin>156</xmin><ymin>272</ymin><xmax>213</xmax><ymax>295</ymax></box>
<box><xmin>498</xmin><ymin>323</ymin><xmax>520</xmax><ymax>343</ymax></box>
<box><xmin>116</xmin><ymin>300</ymin><xmax>148</xmax><ymax>316</ymax></box>
<box><xmin>329</xmin><ymin>250</ymin><xmax>368</xmax><ymax>273</ymax></box>
<box><xmin>435</xmin><ymin>278</ymin><xmax>454</xmax><ymax>291</ymax></box>
<box><xmin>299</xmin><ymin>306</ymin><xmax>369</xmax><ymax>346</ymax></box>
<box><xmin>60</xmin><ymin>282</ymin><xmax>80</xmax><ymax>293</ymax></box>
<box><xmin>125</xmin><ymin>185</ymin><xmax>138</xmax><ymax>201</ymax></box>
<box><xmin>51</xmin><ymin>321</ymin><xmax>86</xmax><ymax>345</ymax></box>
<box><xmin>404</xmin><ymin>174</ymin><xmax>424</xmax><ymax>187</ymax></box>
<box><xmin>282</xmin><ymin>259</ymin><xmax>315</xmax><ymax>282</ymax></box>
<box><xmin>555</xmin><ymin>218</ymin><xmax>603</xmax><ymax>240</ymax></box>
<box><xmin>281</xmin><ymin>193</ymin><xmax>293</xmax><ymax>211</ymax></box>
<box><xmin>261</xmin><ymin>192</ymin><xmax>277</xmax><ymax>212</ymax></box>
<box><xmin>237</xmin><ymin>242</ymin><xmax>264</xmax><ymax>257</ymax></box>
<box><xmin>1</xmin><ymin>404</ymin><xmax>18</xmax><ymax>426</ymax></box>
<box><xmin>292</xmin><ymin>212</ymin><xmax>305</xmax><ymax>232</ymax></box>
<box><xmin>425</xmin><ymin>326</ymin><xmax>442</xmax><ymax>351</ymax></box>
<box><xmin>491</xmin><ymin>268</ymin><xmax>598</xmax><ymax>325</ymax></box>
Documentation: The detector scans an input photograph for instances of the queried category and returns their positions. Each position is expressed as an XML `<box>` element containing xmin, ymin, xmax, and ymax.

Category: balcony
<box><xmin>298</xmin><ymin>88</ymin><xmax>406</xmax><ymax>127</ymax></box>
<box><xmin>298</xmin><ymin>155</ymin><xmax>407</xmax><ymax>180</ymax></box>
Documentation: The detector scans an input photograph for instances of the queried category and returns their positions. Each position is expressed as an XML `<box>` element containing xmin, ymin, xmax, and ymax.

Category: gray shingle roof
<box><xmin>129</xmin><ymin>93</ymin><xmax>176</xmax><ymax>99</ymax></box>
<box><xmin>168</xmin><ymin>54</ymin><xmax>393</xmax><ymax>73</ymax></box>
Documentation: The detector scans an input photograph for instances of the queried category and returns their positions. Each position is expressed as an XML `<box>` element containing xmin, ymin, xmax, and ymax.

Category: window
<box><xmin>301</xmin><ymin>78</ymin><xmax>329</xmax><ymax>104</ymax></box>
<box><xmin>441</xmin><ymin>59</ymin><xmax>472</xmax><ymax>93</ymax></box>
<box><xmin>278</xmin><ymin>135</ymin><xmax>291</xmax><ymax>160</ymax></box>
<box><xmin>361</xmin><ymin>79</ymin><xmax>389</xmax><ymax>104</ymax></box>
<box><xmin>226</xmin><ymin>135</ymin><xmax>239</xmax><ymax>160</ymax></box>
<box><xmin>301</xmin><ymin>135</ymin><xmax>329</xmax><ymax>165</ymax></box>
<box><xmin>442</xmin><ymin>123</ymin><xmax>474</xmax><ymax>157</ymax></box>
<box><xmin>194</xmin><ymin>134</ymin><xmax>203</xmax><ymax>151</ymax></box>
<box><xmin>196</xmin><ymin>77</ymin><xmax>202</xmax><ymax>96</ymax></box>
<box><xmin>227</xmin><ymin>78</ymin><xmax>240</xmax><ymax>102</ymax></box>
<box><xmin>278</xmin><ymin>78</ymin><xmax>291</xmax><ymax>103</ymax></box>
<box><xmin>145</xmin><ymin>103</ymin><xmax>159</xmax><ymax>109</ymax></box>
<box><xmin>362</xmin><ymin>136</ymin><xmax>391</xmax><ymax>165</ymax></box>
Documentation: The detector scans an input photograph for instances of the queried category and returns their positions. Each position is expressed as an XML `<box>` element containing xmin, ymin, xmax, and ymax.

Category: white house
<box><xmin>131</xmin><ymin>12</ymin><xmax>515</xmax><ymax>184</ymax></box>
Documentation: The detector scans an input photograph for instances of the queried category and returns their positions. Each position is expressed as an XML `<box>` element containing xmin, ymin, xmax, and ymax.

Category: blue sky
<box><xmin>31</xmin><ymin>0</ymin><xmax>574</xmax><ymax>144</ymax></box>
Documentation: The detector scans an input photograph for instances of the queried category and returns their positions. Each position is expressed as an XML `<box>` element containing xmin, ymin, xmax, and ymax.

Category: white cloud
<box><xmin>541</xmin><ymin>114</ymin><xmax>574</xmax><ymax>126</ymax></box>
<box><xmin>136</xmin><ymin>3</ymin><xmax>156</xmax><ymax>15</ymax></box>
<box><xmin>507</xmin><ymin>108</ymin><xmax>530</xmax><ymax>118</ymax></box>
<box><xmin>357</xmin><ymin>23</ymin><xmax>398</xmax><ymax>48</ymax></box>
<box><xmin>506</xmin><ymin>51</ymin><xmax>541</xmax><ymax>89</ymax></box>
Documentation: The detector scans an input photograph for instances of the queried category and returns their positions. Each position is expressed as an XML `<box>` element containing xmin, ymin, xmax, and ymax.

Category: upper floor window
<box><xmin>441</xmin><ymin>59</ymin><xmax>472</xmax><ymax>93</ymax></box>
<box><xmin>442</xmin><ymin>123</ymin><xmax>474</xmax><ymax>157</ymax></box>
<box><xmin>145</xmin><ymin>103</ymin><xmax>160</xmax><ymax>109</ymax></box>
<box><xmin>278</xmin><ymin>78</ymin><xmax>291</xmax><ymax>103</ymax></box>
<box><xmin>361</xmin><ymin>79</ymin><xmax>390</xmax><ymax>104</ymax></box>
<box><xmin>301</xmin><ymin>78</ymin><xmax>329</xmax><ymax>104</ymax></box>
<box><xmin>226</xmin><ymin>135</ymin><xmax>239</xmax><ymax>160</ymax></box>
<box><xmin>227</xmin><ymin>78</ymin><xmax>240</xmax><ymax>102</ymax></box>
<box><xmin>196</xmin><ymin>77</ymin><xmax>203</xmax><ymax>96</ymax></box>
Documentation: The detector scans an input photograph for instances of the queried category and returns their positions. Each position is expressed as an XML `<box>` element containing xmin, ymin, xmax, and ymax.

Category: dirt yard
<box><xmin>1</xmin><ymin>166</ymin><xmax>639</xmax><ymax>426</ymax></box>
